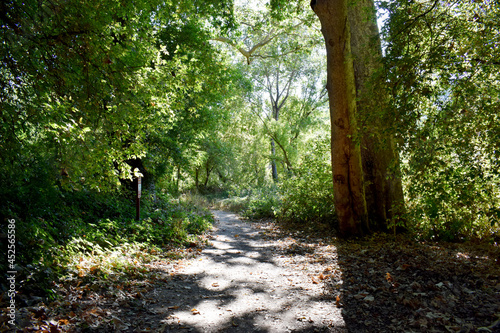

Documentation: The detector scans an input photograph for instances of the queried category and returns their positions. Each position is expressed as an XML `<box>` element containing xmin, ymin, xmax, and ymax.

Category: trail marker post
<box><xmin>136</xmin><ymin>177</ymin><xmax>142</xmax><ymax>221</ymax></box>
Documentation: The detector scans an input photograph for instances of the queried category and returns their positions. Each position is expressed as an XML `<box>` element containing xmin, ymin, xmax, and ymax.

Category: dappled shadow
<box><xmin>239</xmin><ymin>218</ymin><xmax>500</xmax><ymax>332</ymax></box>
<box><xmin>135</xmin><ymin>210</ymin><xmax>346</xmax><ymax>332</ymax></box>
<box><xmin>10</xmin><ymin>211</ymin><xmax>344</xmax><ymax>332</ymax></box>
<box><xmin>334</xmin><ymin>236</ymin><xmax>500</xmax><ymax>332</ymax></box>
<box><xmin>16</xmin><ymin>211</ymin><xmax>498</xmax><ymax>332</ymax></box>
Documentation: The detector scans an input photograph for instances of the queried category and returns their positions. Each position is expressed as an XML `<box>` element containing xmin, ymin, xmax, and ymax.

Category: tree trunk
<box><xmin>176</xmin><ymin>165</ymin><xmax>181</xmax><ymax>193</ymax></box>
<box><xmin>195</xmin><ymin>168</ymin><xmax>200</xmax><ymax>193</ymax></box>
<box><xmin>204</xmin><ymin>164</ymin><xmax>212</xmax><ymax>187</ymax></box>
<box><xmin>311</xmin><ymin>0</ymin><xmax>369</xmax><ymax>237</ymax></box>
<box><xmin>271</xmin><ymin>138</ymin><xmax>279</xmax><ymax>182</ymax></box>
<box><xmin>347</xmin><ymin>0</ymin><xmax>405</xmax><ymax>230</ymax></box>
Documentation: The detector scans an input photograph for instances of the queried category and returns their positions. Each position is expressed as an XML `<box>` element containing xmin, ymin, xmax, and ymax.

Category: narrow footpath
<box><xmin>144</xmin><ymin>210</ymin><xmax>345</xmax><ymax>332</ymax></box>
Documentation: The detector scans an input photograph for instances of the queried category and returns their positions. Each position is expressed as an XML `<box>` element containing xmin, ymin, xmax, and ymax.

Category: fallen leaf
<box><xmin>191</xmin><ymin>308</ymin><xmax>200</xmax><ymax>315</ymax></box>
<box><xmin>112</xmin><ymin>316</ymin><xmax>130</xmax><ymax>331</ymax></box>
<box><xmin>49</xmin><ymin>325</ymin><xmax>61</xmax><ymax>333</ymax></box>
<box><xmin>364</xmin><ymin>295</ymin><xmax>375</xmax><ymax>302</ymax></box>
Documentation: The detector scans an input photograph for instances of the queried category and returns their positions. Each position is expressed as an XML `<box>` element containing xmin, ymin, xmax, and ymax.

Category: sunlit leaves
<box><xmin>0</xmin><ymin>0</ymin><xmax>239</xmax><ymax>195</ymax></box>
<box><xmin>381</xmin><ymin>0</ymin><xmax>500</xmax><ymax>239</ymax></box>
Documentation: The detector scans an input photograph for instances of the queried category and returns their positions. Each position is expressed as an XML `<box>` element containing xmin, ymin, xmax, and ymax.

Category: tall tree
<box><xmin>382</xmin><ymin>0</ymin><xmax>500</xmax><ymax>238</ymax></box>
<box><xmin>347</xmin><ymin>0</ymin><xmax>405</xmax><ymax>231</ymax></box>
<box><xmin>311</xmin><ymin>0</ymin><xmax>369</xmax><ymax>236</ymax></box>
<box><xmin>214</xmin><ymin>1</ymin><xmax>324</xmax><ymax>183</ymax></box>
<box><xmin>252</xmin><ymin>51</ymin><xmax>300</xmax><ymax>181</ymax></box>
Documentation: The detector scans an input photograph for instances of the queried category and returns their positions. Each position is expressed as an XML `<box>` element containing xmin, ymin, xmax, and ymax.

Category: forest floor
<box><xmin>4</xmin><ymin>210</ymin><xmax>500</xmax><ymax>332</ymax></box>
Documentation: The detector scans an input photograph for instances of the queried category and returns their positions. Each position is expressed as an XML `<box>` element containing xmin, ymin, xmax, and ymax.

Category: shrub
<box><xmin>0</xmin><ymin>187</ymin><xmax>214</xmax><ymax>298</ymax></box>
<box><xmin>241</xmin><ymin>186</ymin><xmax>279</xmax><ymax>219</ymax></box>
<box><xmin>276</xmin><ymin>139</ymin><xmax>335</xmax><ymax>226</ymax></box>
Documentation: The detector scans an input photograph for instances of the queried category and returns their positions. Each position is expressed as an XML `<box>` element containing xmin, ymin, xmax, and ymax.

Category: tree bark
<box><xmin>176</xmin><ymin>165</ymin><xmax>181</xmax><ymax>193</ymax></box>
<box><xmin>195</xmin><ymin>168</ymin><xmax>200</xmax><ymax>193</ymax></box>
<box><xmin>347</xmin><ymin>0</ymin><xmax>405</xmax><ymax>230</ymax></box>
<box><xmin>204</xmin><ymin>163</ymin><xmax>213</xmax><ymax>187</ymax></box>
<box><xmin>271</xmin><ymin>139</ymin><xmax>279</xmax><ymax>182</ymax></box>
<box><xmin>311</xmin><ymin>0</ymin><xmax>369</xmax><ymax>237</ymax></box>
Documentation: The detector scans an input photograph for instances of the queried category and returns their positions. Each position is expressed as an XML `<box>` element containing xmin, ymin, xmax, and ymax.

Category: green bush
<box><xmin>0</xmin><ymin>187</ymin><xmax>214</xmax><ymax>297</ymax></box>
<box><xmin>403</xmin><ymin>146</ymin><xmax>500</xmax><ymax>241</ymax></box>
<box><xmin>242</xmin><ymin>186</ymin><xmax>279</xmax><ymax>219</ymax></box>
<box><xmin>276</xmin><ymin>139</ymin><xmax>335</xmax><ymax>226</ymax></box>
<box><xmin>210</xmin><ymin>186</ymin><xmax>278</xmax><ymax>219</ymax></box>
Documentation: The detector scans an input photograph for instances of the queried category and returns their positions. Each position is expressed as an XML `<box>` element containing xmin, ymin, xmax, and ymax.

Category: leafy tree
<box><xmin>214</xmin><ymin>0</ymin><xmax>317</xmax><ymax>65</ymax></box>
<box><xmin>382</xmin><ymin>0</ymin><xmax>500</xmax><ymax>239</ymax></box>
<box><xmin>0</xmin><ymin>0</ymin><xmax>236</xmax><ymax>196</ymax></box>
<box><xmin>249</xmin><ymin>48</ymin><xmax>327</xmax><ymax>182</ymax></box>
<box><xmin>213</xmin><ymin>1</ymin><xmax>326</xmax><ymax>184</ymax></box>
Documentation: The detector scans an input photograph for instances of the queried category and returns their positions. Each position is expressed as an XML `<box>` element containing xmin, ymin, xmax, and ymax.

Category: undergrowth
<box><xmin>211</xmin><ymin>186</ymin><xmax>279</xmax><ymax>219</ymax></box>
<box><xmin>0</xmin><ymin>190</ymin><xmax>213</xmax><ymax>300</ymax></box>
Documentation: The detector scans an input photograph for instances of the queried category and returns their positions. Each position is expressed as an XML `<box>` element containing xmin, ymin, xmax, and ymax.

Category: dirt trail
<box><xmin>148</xmin><ymin>210</ymin><xmax>345</xmax><ymax>332</ymax></box>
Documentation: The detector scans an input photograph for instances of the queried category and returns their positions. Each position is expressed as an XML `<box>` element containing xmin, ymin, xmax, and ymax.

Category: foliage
<box><xmin>241</xmin><ymin>186</ymin><xmax>280</xmax><ymax>219</ymax></box>
<box><xmin>0</xmin><ymin>0</ymin><xmax>236</xmax><ymax>194</ymax></box>
<box><xmin>212</xmin><ymin>196</ymin><xmax>250</xmax><ymax>213</ymax></box>
<box><xmin>381</xmin><ymin>0</ymin><xmax>500</xmax><ymax>240</ymax></box>
<box><xmin>0</xmin><ymin>0</ymin><xmax>232</xmax><ymax>295</ymax></box>
<box><xmin>212</xmin><ymin>134</ymin><xmax>335</xmax><ymax>225</ymax></box>
<box><xmin>211</xmin><ymin>186</ymin><xmax>279</xmax><ymax>219</ymax></box>
<box><xmin>276</xmin><ymin>135</ymin><xmax>335</xmax><ymax>226</ymax></box>
<box><xmin>0</xmin><ymin>189</ymin><xmax>213</xmax><ymax>297</ymax></box>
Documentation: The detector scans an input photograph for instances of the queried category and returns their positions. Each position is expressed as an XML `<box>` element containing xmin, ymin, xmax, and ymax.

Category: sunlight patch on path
<box><xmin>153</xmin><ymin>210</ymin><xmax>346</xmax><ymax>332</ymax></box>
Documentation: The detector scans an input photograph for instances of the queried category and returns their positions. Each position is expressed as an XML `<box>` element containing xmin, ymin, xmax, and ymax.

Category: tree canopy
<box><xmin>1</xmin><ymin>0</ymin><xmax>499</xmax><ymax>243</ymax></box>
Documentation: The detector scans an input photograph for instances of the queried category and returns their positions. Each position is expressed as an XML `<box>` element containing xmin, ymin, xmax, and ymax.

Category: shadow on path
<box><xmin>142</xmin><ymin>210</ymin><xmax>346</xmax><ymax>332</ymax></box>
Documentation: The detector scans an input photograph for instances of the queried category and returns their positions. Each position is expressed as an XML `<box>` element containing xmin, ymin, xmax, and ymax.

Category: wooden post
<box><xmin>136</xmin><ymin>177</ymin><xmax>142</xmax><ymax>221</ymax></box>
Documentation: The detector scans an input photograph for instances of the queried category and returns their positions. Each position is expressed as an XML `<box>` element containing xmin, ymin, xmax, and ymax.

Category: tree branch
<box><xmin>393</xmin><ymin>0</ymin><xmax>440</xmax><ymax>39</ymax></box>
<box><xmin>212</xmin><ymin>21</ymin><xmax>304</xmax><ymax>64</ymax></box>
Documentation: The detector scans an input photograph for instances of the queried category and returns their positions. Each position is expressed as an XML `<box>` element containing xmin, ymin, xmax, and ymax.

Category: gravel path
<box><xmin>151</xmin><ymin>210</ymin><xmax>346</xmax><ymax>332</ymax></box>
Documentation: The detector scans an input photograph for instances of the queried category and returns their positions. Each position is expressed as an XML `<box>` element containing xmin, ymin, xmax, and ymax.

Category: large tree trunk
<box><xmin>347</xmin><ymin>0</ymin><xmax>405</xmax><ymax>230</ymax></box>
<box><xmin>311</xmin><ymin>0</ymin><xmax>369</xmax><ymax>237</ymax></box>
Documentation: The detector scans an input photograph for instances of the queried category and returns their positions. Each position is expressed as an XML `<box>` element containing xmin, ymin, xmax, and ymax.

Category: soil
<box><xmin>3</xmin><ymin>210</ymin><xmax>500</xmax><ymax>332</ymax></box>
<box><xmin>134</xmin><ymin>210</ymin><xmax>346</xmax><ymax>332</ymax></box>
